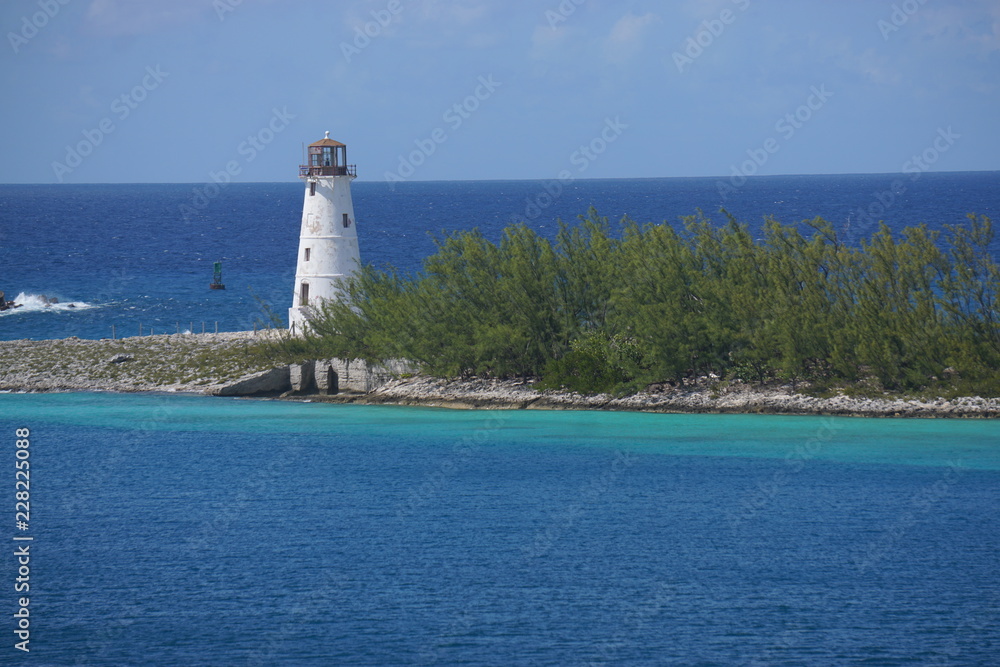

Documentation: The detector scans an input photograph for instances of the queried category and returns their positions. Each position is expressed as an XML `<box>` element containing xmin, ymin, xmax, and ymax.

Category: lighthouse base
<box><xmin>288</xmin><ymin>306</ymin><xmax>315</xmax><ymax>335</ymax></box>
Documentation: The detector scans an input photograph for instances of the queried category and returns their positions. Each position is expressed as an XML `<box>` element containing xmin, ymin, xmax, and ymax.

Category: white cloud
<box><xmin>77</xmin><ymin>84</ymin><xmax>102</xmax><ymax>109</ymax></box>
<box><xmin>855</xmin><ymin>47</ymin><xmax>901</xmax><ymax>86</ymax></box>
<box><xmin>414</xmin><ymin>0</ymin><xmax>491</xmax><ymax>27</ymax></box>
<box><xmin>84</xmin><ymin>0</ymin><xmax>211</xmax><ymax>36</ymax></box>
<box><xmin>358</xmin><ymin>0</ymin><xmax>497</xmax><ymax>51</ymax></box>
<box><xmin>923</xmin><ymin>2</ymin><xmax>1000</xmax><ymax>56</ymax></box>
<box><xmin>603</xmin><ymin>11</ymin><xmax>658</xmax><ymax>65</ymax></box>
<box><xmin>530</xmin><ymin>22</ymin><xmax>569</xmax><ymax>58</ymax></box>
<box><xmin>681</xmin><ymin>0</ymin><xmax>733</xmax><ymax>19</ymax></box>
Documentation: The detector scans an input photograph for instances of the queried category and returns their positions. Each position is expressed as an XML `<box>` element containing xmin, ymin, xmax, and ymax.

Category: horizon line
<box><xmin>2</xmin><ymin>168</ymin><xmax>998</xmax><ymax>187</ymax></box>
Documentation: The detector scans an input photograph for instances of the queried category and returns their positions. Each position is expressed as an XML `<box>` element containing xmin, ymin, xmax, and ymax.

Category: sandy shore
<box><xmin>2</xmin><ymin>333</ymin><xmax>999</xmax><ymax>417</ymax></box>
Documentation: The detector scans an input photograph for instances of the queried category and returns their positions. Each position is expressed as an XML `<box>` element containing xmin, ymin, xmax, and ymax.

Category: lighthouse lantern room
<box><xmin>289</xmin><ymin>132</ymin><xmax>361</xmax><ymax>333</ymax></box>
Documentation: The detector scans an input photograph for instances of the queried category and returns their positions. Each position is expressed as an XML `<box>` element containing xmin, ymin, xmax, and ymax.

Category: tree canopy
<box><xmin>294</xmin><ymin>209</ymin><xmax>1000</xmax><ymax>397</ymax></box>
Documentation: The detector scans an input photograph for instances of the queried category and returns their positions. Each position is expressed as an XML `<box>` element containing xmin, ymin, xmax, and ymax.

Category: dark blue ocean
<box><xmin>2</xmin><ymin>175</ymin><xmax>999</xmax><ymax>664</ymax></box>
<box><xmin>0</xmin><ymin>394</ymin><xmax>998</xmax><ymax>665</ymax></box>
<box><xmin>1</xmin><ymin>172</ymin><xmax>999</xmax><ymax>341</ymax></box>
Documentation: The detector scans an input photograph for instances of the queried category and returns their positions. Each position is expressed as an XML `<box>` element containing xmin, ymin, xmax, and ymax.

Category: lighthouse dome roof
<box><xmin>309</xmin><ymin>131</ymin><xmax>346</xmax><ymax>148</ymax></box>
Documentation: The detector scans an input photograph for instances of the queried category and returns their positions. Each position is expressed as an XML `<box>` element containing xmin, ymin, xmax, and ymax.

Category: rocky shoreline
<box><xmin>319</xmin><ymin>375</ymin><xmax>1000</xmax><ymax>418</ymax></box>
<box><xmin>0</xmin><ymin>331</ymin><xmax>281</xmax><ymax>394</ymax></box>
<box><xmin>2</xmin><ymin>333</ymin><xmax>999</xmax><ymax>418</ymax></box>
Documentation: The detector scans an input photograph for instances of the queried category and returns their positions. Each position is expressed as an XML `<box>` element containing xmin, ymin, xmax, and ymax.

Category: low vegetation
<box><xmin>289</xmin><ymin>209</ymin><xmax>1000</xmax><ymax>397</ymax></box>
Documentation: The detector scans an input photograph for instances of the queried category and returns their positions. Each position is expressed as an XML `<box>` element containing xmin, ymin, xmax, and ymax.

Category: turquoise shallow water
<box><xmin>6</xmin><ymin>391</ymin><xmax>999</xmax><ymax>468</ymax></box>
<box><xmin>1</xmin><ymin>393</ymin><xmax>998</xmax><ymax>664</ymax></box>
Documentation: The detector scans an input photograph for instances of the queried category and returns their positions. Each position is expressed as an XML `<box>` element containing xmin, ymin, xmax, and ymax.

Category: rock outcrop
<box><xmin>210</xmin><ymin>366</ymin><xmax>292</xmax><ymax>397</ymax></box>
<box><xmin>0</xmin><ymin>291</ymin><xmax>20</xmax><ymax>311</ymax></box>
<box><xmin>352</xmin><ymin>375</ymin><xmax>1000</xmax><ymax>418</ymax></box>
<box><xmin>326</xmin><ymin>358</ymin><xmax>418</xmax><ymax>394</ymax></box>
<box><xmin>288</xmin><ymin>361</ymin><xmax>316</xmax><ymax>394</ymax></box>
<box><xmin>0</xmin><ymin>331</ymin><xmax>281</xmax><ymax>393</ymax></box>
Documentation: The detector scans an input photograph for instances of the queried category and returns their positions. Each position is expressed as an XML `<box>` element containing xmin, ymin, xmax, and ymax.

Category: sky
<box><xmin>1</xmin><ymin>0</ymin><xmax>998</xmax><ymax>184</ymax></box>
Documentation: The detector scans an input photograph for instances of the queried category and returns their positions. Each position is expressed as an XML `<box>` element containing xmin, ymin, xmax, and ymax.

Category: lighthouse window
<box><xmin>300</xmin><ymin>282</ymin><xmax>309</xmax><ymax>305</ymax></box>
<box><xmin>309</xmin><ymin>181</ymin><xmax>316</xmax><ymax>196</ymax></box>
<box><xmin>343</xmin><ymin>213</ymin><xmax>351</xmax><ymax>228</ymax></box>
<box><xmin>304</xmin><ymin>248</ymin><xmax>310</xmax><ymax>262</ymax></box>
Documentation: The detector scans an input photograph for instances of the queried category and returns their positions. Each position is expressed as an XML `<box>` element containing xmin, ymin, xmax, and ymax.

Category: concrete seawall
<box><xmin>210</xmin><ymin>358</ymin><xmax>418</xmax><ymax>397</ymax></box>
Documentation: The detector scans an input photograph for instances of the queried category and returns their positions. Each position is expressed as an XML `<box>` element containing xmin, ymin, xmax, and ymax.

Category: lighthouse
<box><xmin>288</xmin><ymin>132</ymin><xmax>361</xmax><ymax>332</ymax></box>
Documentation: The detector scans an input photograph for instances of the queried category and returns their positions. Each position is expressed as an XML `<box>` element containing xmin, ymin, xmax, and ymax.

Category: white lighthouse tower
<box><xmin>289</xmin><ymin>132</ymin><xmax>361</xmax><ymax>332</ymax></box>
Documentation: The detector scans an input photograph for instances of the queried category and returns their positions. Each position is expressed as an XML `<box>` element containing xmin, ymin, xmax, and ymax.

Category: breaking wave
<box><xmin>0</xmin><ymin>292</ymin><xmax>97</xmax><ymax>316</ymax></box>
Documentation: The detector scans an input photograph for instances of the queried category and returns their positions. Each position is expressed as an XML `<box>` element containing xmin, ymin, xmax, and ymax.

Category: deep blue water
<box><xmin>0</xmin><ymin>393</ymin><xmax>997</xmax><ymax>665</ymax></box>
<box><xmin>1</xmin><ymin>172</ymin><xmax>999</xmax><ymax>341</ymax></box>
